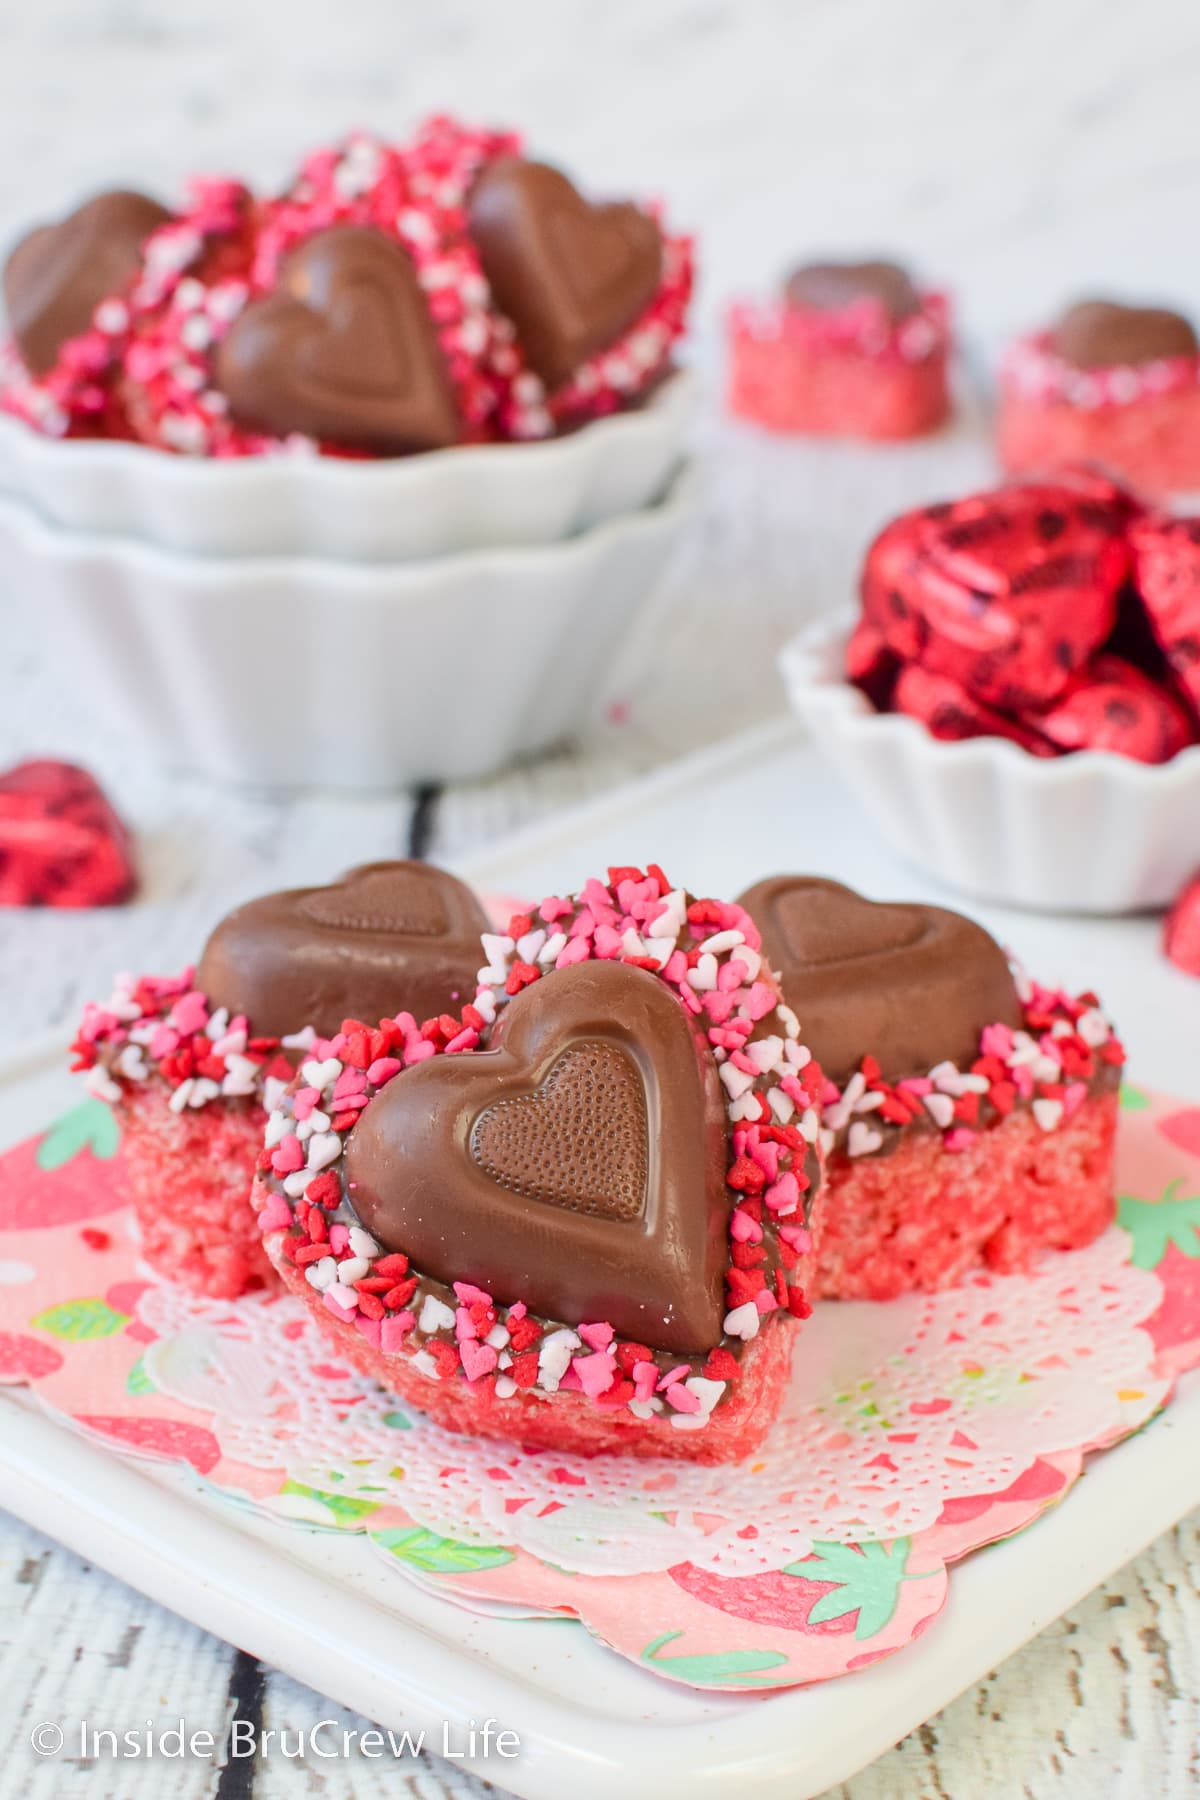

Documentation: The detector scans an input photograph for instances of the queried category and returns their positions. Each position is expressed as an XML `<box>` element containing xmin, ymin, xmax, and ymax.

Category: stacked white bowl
<box><xmin>0</xmin><ymin>370</ymin><xmax>697</xmax><ymax>789</ymax></box>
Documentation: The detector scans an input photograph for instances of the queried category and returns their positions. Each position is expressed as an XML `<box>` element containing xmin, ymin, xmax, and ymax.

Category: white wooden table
<box><xmin>1</xmin><ymin>2</ymin><xmax>1199</xmax><ymax>1789</ymax></box>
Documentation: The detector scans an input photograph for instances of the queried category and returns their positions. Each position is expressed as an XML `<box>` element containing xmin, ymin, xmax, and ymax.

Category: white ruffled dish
<box><xmin>0</xmin><ymin>368</ymin><xmax>696</xmax><ymax>561</ymax></box>
<box><xmin>780</xmin><ymin>614</ymin><xmax>1200</xmax><ymax>914</ymax></box>
<box><xmin>0</xmin><ymin>463</ymin><xmax>696</xmax><ymax>791</ymax></box>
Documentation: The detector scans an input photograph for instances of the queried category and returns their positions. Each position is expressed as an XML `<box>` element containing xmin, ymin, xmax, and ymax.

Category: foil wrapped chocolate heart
<box><xmin>0</xmin><ymin>760</ymin><xmax>137</xmax><ymax>907</ymax></box>
<box><xmin>344</xmin><ymin>959</ymin><xmax>729</xmax><ymax>1354</ymax></box>
<box><xmin>1052</xmin><ymin>299</ymin><xmax>1198</xmax><ymax>370</ymax></box>
<box><xmin>785</xmin><ymin>258</ymin><xmax>919</xmax><ymax>322</ymax></box>
<box><xmin>196</xmin><ymin>860</ymin><xmax>487</xmax><ymax>1041</ymax></box>
<box><xmin>215</xmin><ymin>225</ymin><xmax>459</xmax><ymax>451</ymax></box>
<box><xmin>1131</xmin><ymin>514</ymin><xmax>1200</xmax><ymax>719</ymax></box>
<box><xmin>858</xmin><ymin>474</ymin><xmax>1135</xmax><ymax>711</ymax></box>
<box><xmin>468</xmin><ymin>157</ymin><xmax>664</xmax><ymax>390</ymax></box>
<box><xmin>737</xmin><ymin>876</ymin><xmax>1021</xmax><ymax>1084</ymax></box>
<box><xmin>4</xmin><ymin>188</ymin><xmax>171</xmax><ymax>376</ymax></box>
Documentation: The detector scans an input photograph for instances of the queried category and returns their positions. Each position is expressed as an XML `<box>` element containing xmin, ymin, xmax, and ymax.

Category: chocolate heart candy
<box><xmin>737</xmin><ymin>877</ymin><xmax>1021</xmax><ymax>1084</ymax></box>
<box><xmin>785</xmin><ymin>259</ymin><xmax>919</xmax><ymax>322</ymax></box>
<box><xmin>195</xmin><ymin>861</ymin><xmax>488</xmax><ymax>1041</ymax></box>
<box><xmin>345</xmin><ymin>959</ymin><xmax>729</xmax><ymax>1353</ymax></box>
<box><xmin>1053</xmin><ymin>300</ymin><xmax>1198</xmax><ymax>369</ymax></box>
<box><xmin>4</xmin><ymin>189</ymin><xmax>171</xmax><ymax>377</ymax></box>
<box><xmin>468</xmin><ymin>157</ymin><xmax>664</xmax><ymax>390</ymax></box>
<box><xmin>214</xmin><ymin>226</ymin><xmax>459</xmax><ymax>452</ymax></box>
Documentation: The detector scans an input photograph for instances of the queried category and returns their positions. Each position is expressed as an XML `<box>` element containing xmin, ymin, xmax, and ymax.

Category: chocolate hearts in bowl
<box><xmin>738</xmin><ymin>876</ymin><xmax>1021</xmax><ymax>1084</ymax></box>
<box><xmin>345</xmin><ymin>960</ymin><xmax>729</xmax><ymax>1355</ymax></box>
<box><xmin>4</xmin><ymin>188</ymin><xmax>171</xmax><ymax>377</ymax></box>
<box><xmin>469</xmin><ymin>157</ymin><xmax>664</xmax><ymax>390</ymax></box>
<box><xmin>215</xmin><ymin>225</ymin><xmax>460</xmax><ymax>452</ymax></box>
<box><xmin>196</xmin><ymin>860</ymin><xmax>488</xmax><ymax>1042</ymax></box>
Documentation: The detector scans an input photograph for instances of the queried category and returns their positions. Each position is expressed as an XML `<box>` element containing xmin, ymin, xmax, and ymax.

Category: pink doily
<box><xmin>0</xmin><ymin>1082</ymin><xmax>1197</xmax><ymax>1691</ymax></box>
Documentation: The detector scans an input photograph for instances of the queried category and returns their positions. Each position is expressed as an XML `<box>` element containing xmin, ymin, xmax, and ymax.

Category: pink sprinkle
<box><xmin>665</xmin><ymin>1381</ymin><xmax>700</xmax><ymax>1414</ymax></box>
<box><xmin>663</xmin><ymin>949</ymin><xmax>689</xmax><ymax>984</ymax></box>
<box><xmin>578</xmin><ymin>1321</ymin><xmax>614</xmax><ymax>1351</ymax></box>
<box><xmin>555</xmin><ymin>936</ymin><xmax>591</xmax><ymax>970</ymax></box>
<box><xmin>169</xmin><ymin>991</ymin><xmax>209</xmax><ymax>1036</ymax></box>
<box><xmin>355</xmin><ymin>1314</ymin><xmax>382</xmax><ymax>1349</ymax></box>
<box><xmin>148</xmin><ymin>1024</ymin><xmax>180</xmax><ymax>1059</ymax></box>
<box><xmin>572</xmin><ymin>1351</ymin><xmax>618</xmax><ymax>1398</ymax></box>
<box><xmin>328</xmin><ymin>1223</ymin><xmax>350</xmax><ymax>1255</ymax></box>
<box><xmin>507</xmin><ymin>1301</ymin><xmax>527</xmax><ymax>1323</ymax></box>
<box><xmin>981</xmin><ymin>1023</ymin><xmax>1016</xmax><ymax>1059</ymax></box>
<box><xmin>257</xmin><ymin>1193</ymin><xmax>291</xmax><ymax>1235</ymax></box>
<box><xmin>656</xmin><ymin>1363</ymin><xmax>690</xmax><ymax>1392</ymax></box>
<box><xmin>781</xmin><ymin>1075</ymin><xmax>809</xmax><ymax>1108</ymax></box>
<box><xmin>459</xmin><ymin>1340</ymin><xmax>498</xmax><ymax>1383</ymax></box>
<box><xmin>1063</xmin><ymin>1081</ymin><xmax>1088</xmax><ymax>1118</ymax></box>
<box><xmin>729</xmin><ymin>1208</ymin><xmax>763</xmax><ymax>1244</ymax></box>
<box><xmin>381</xmin><ymin>1311</ymin><xmax>414</xmax><ymax>1352</ymax></box>
<box><xmin>716</xmin><ymin>961</ymin><xmax>745</xmax><ymax>993</ymax></box>
<box><xmin>540</xmin><ymin>895</ymin><xmax>573</xmax><ymax>922</ymax></box>
<box><xmin>898</xmin><ymin>1076</ymin><xmax>934</xmax><ymax>1097</ymax></box>
<box><xmin>944</xmin><ymin>1127</ymin><xmax>978</xmax><ymax>1152</ymax></box>
<box><xmin>404</xmin><ymin>1039</ymin><xmax>437</xmax><ymax>1065</ymax></box>
<box><xmin>445</xmin><ymin>1028</ymin><xmax>479</xmax><ymax>1054</ymax></box>
<box><xmin>747</xmin><ymin>982</ymin><xmax>776</xmax><ymax>1021</ymax></box>
<box><xmin>333</xmin><ymin>1068</ymin><xmax>367</xmax><ymax>1098</ymax></box>
<box><xmin>454</xmin><ymin>1306</ymin><xmax>478</xmax><ymax>1342</ymax></box>
<box><xmin>779</xmin><ymin>1223</ymin><xmax>812</xmax><ymax>1254</ymax></box>
<box><xmin>703</xmin><ymin>990</ymin><xmax>736</xmax><ymax>1023</ymax></box>
<box><xmin>730</xmin><ymin>1049</ymin><xmax>759</xmax><ymax>1076</ymax></box>
<box><xmin>632</xmin><ymin>1360</ymin><xmax>658</xmax><ymax>1402</ymax></box>
<box><xmin>292</xmin><ymin>1086</ymin><xmax>322</xmax><ymax>1122</ymax></box>
<box><xmin>750</xmin><ymin>1139</ymin><xmax>780</xmax><ymax>1182</ymax></box>
<box><xmin>754</xmin><ymin>1289</ymin><xmax>778</xmax><ymax>1314</ymax></box>
<box><xmin>765</xmin><ymin>1173</ymin><xmax>800</xmax><ymax>1214</ymax></box>
<box><xmin>323</xmin><ymin>1287</ymin><xmax>358</xmax><ymax>1321</ymax></box>
<box><xmin>271</xmin><ymin>1134</ymin><xmax>304</xmax><ymax>1175</ymax></box>
<box><xmin>454</xmin><ymin>1281</ymin><xmax>493</xmax><ymax>1306</ymax></box>
<box><xmin>593</xmin><ymin>925</ymin><xmax>623</xmax><ymax>959</ymax></box>
<box><xmin>557</xmin><ymin>1362</ymin><xmax>584</xmax><ymax>1392</ymax></box>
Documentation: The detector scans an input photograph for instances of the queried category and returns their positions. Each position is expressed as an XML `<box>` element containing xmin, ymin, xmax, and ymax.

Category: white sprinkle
<box><xmin>263</xmin><ymin>1077</ymin><xmax>289</xmax><ymax>1113</ymax></box>
<box><xmin>847</xmin><ymin>1120</ymin><xmax>885</xmax><ymax>1158</ymax></box>
<box><xmin>798</xmin><ymin>1107</ymin><xmax>821</xmax><ymax>1144</ymax></box>
<box><xmin>419</xmin><ymin>1296</ymin><xmax>456</xmax><ymax>1335</ymax></box>
<box><xmin>516</xmin><ymin>928</ymin><xmax>547</xmax><ymax>963</ymax></box>
<box><xmin>537</xmin><ymin>1328</ymin><xmax>581</xmax><ymax>1393</ymax></box>
<box><xmin>84</xmin><ymin>1068</ymin><xmax>122</xmax><ymax>1105</ymax></box>
<box><xmin>538</xmin><ymin>933</ymin><xmax>567</xmax><ymax>964</ymax></box>
<box><xmin>700</xmin><ymin>930</ymin><xmax>745</xmax><ymax>957</ymax></box>
<box><xmin>745</xmin><ymin>1034</ymin><xmax>783</xmax><ymax>1074</ymax></box>
<box><xmin>305</xmin><ymin>1132</ymin><xmax>341</xmax><ymax>1173</ymax></box>
<box><xmin>767</xmin><ymin>1088</ymin><xmax>795</xmax><ymax>1125</ymax></box>
<box><xmin>723</xmin><ymin>1302</ymin><xmax>760</xmax><ymax>1341</ymax></box>
<box><xmin>1077</xmin><ymin>1007</ymin><xmax>1110</xmax><ymax>1048</ymax></box>
<box><xmin>187</xmin><ymin>1078</ymin><xmax>220</xmax><ymax>1109</ymax></box>
<box><xmin>264</xmin><ymin>1111</ymin><xmax>290</xmax><ymax>1149</ymax></box>
<box><xmin>204</xmin><ymin>1007</ymin><xmax>231</xmax><ymax>1041</ymax></box>
<box><xmin>1033</xmin><ymin>1097</ymin><xmax>1064</xmax><ymax>1132</ymax></box>
<box><xmin>686</xmin><ymin>953</ymin><xmax>719</xmax><ymax>992</ymax></box>
<box><xmin>924</xmin><ymin>1092</ymin><xmax>956</xmax><ymax>1130</ymax></box>
<box><xmin>301</xmin><ymin>1057</ymin><xmax>341</xmax><ymax>1092</ymax></box>
<box><xmin>337</xmin><ymin>1256</ymin><xmax>370</xmax><ymax>1286</ymax></box>
<box><xmin>283</xmin><ymin>1171</ymin><xmax>310</xmax><ymax>1199</ymax></box>
<box><xmin>493</xmin><ymin>1375</ymin><xmax>517</xmax><ymax>1400</ymax></box>
<box><xmin>348</xmin><ymin>1226</ymin><xmax>379</xmax><ymax>1260</ymax></box>
<box><xmin>305</xmin><ymin>1257</ymin><xmax>338</xmax><ymax>1293</ymax></box>
<box><xmin>719</xmin><ymin>1062</ymin><xmax>756</xmax><ymax>1101</ymax></box>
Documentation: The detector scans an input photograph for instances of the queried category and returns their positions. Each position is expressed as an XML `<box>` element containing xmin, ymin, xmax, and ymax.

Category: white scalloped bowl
<box><xmin>0</xmin><ymin>462</ymin><xmax>696</xmax><ymax>790</ymax></box>
<box><xmin>0</xmin><ymin>368</ymin><xmax>697</xmax><ymax>561</ymax></box>
<box><xmin>780</xmin><ymin>614</ymin><xmax>1200</xmax><ymax>914</ymax></box>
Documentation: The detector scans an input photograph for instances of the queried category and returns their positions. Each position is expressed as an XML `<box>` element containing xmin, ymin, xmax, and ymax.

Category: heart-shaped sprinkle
<box><xmin>468</xmin><ymin>157</ymin><xmax>664</xmax><ymax>390</ymax></box>
<box><xmin>215</xmin><ymin>225</ymin><xmax>460</xmax><ymax>452</ymax></box>
<box><xmin>738</xmin><ymin>876</ymin><xmax>1021</xmax><ymax>1085</ymax></box>
<box><xmin>196</xmin><ymin>861</ymin><xmax>488</xmax><ymax>1044</ymax></box>
<box><xmin>344</xmin><ymin>960</ymin><xmax>728</xmax><ymax>1354</ymax></box>
<box><xmin>3</xmin><ymin>189</ymin><xmax>171</xmax><ymax>376</ymax></box>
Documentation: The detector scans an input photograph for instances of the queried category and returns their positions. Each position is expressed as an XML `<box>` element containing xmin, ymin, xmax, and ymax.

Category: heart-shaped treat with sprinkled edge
<box><xmin>4</xmin><ymin>189</ymin><xmax>171</xmax><ymax>377</ymax></box>
<box><xmin>196</xmin><ymin>860</ymin><xmax>488</xmax><ymax>1041</ymax></box>
<box><xmin>215</xmin><ymin>225</ymin><xmax>460</xmax><ymax>451</ymax></box>
<box><xmin>468</xmin><ymin>157</ymin><xmax>664</xmax><ymax>390</ymax></box>
<box><xmin>345</xmin><ymin>959</ymin><xmax>729</xmax><ymax>1354</ymax></box>
<box><xmin>738</xmin><ymin>876</ymin><xmax>1021</xmax><ymax>1084</ymax></box>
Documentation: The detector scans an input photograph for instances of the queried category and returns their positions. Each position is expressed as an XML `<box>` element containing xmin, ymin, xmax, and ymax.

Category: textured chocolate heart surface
<box><xmin>738</xmin><ymin>876</ymin><xmax>1021</xmax><ymax>1084</ymax></box>
<box><xmin>4</xmin><ymin>189</ymin><xmax>171</xmax><ymax>376</ymax></box>
<box><xmin>468</xmin><ymin>157</ymin><xmax>663</xmax><ymax>390</ymax></box>
<box><xmin>196</xmin><ymin>860</ymin><xmax>488</xmax><ymax>1041</ymax></box>
<box><xmin>785</xmin><ymin>259</ymin><xmax>919</xmax><ymax>321</ymax></box>
<box><xmin>345</xmin><ymin>959</ymin><xmax>729</xmax><ymax>1352</ymax></box>
<box><xmin>1053</xmin><ymin>300</ymin><xmax>1198</xmax><ymax>369</ymax></box>
<box><xmin>214</xmin><ymin>225</ymin><xmax>459</xmax><ymax>451</ymax></box>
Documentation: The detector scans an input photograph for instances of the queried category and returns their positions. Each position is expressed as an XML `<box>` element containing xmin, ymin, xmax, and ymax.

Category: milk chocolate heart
<box><xmin>738</xmin><ymin>877</ymin><xmax>1021</xmax><ymax>1084</ymax></box>
<box><xmin>214</xmin><ymin>226</ymin><xmax>459</xmax><ymax>451</ymax></box>
<box><xmin>1053</xmin><ymin>300</ymin><xmax>1198</xmax><ymax>369</ymax></box>
<box><xmin>468</xmin><ymin>157</ymin><xmax>664</xmax><ymax>390</ymax></box>
<box><xmin>4</xmin><ymin>189</ymin><xmax>171</xmax><ymax>376</ymax></box>
<box><xmin>786</xmin><ymin>259</ymin><xmax>919</xmax><ymax>321</ymax></box>
<box><xmin>344</xmin><ymin>960</ymin><xmax>729</xmax><ymax>1353</ymax></box>
<box><xmin>196</xmin><ymin>861</ymin><xmax>488</xmax><ymax>1041</ymax></box>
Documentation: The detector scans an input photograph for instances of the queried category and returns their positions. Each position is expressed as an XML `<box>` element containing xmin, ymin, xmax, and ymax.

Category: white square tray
<box><xmin>0</xmin><ymin>717</ymin><xmax>1195</xmax><ymax>1800</ymax></box>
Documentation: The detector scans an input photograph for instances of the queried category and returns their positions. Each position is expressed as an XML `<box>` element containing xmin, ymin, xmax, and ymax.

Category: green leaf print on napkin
<box><xmin>372</xmin><ymin>1526</ymin><xmax>514</xmax><ymax>1575</ymax></box>
<box><xmin>31</xmin><ymin>1298</ymin><xmax>129</xmax><ymax>1341</ymax></box>
<box><xmin>125</xmin><ymin>1355</ymin><xmax>156</xmax><ymax>1395</ymax></box>
<box><xmin>35</xmin><ymin>1100</ymin><xmax>119</xmax><ymax>1172</ymax></box>
<box><xmin>1119</xmin><ymin>1084</ymin><xmax>1151</xmax><ymax>1113</ymax></box>
<box><xmin>784</xmin><ymin>1537</ymin><xmax>915</xmax><ymax>1638</ymax></box>
<box><xmin>1119</xmin><ymin>1180</ymin><xmax>1200</xmax><ymax>1269</ymax></box>
<box><xmin>640</xmin><ymin>1632</ymin><xmax>791</xmax><ymax>1686</ymax></box>
<box><xmin>278</xmin><ymin>1481</ymin><xmax>380</xmax><ymax>1524</ymax></box>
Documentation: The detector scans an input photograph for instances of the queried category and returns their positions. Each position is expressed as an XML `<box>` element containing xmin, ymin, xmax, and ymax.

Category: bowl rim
<box><xmin>0</xmin><ymin>365</ymin><xmax>698</xmax><ymax>488</ymax></box>
<box><xmin>0</xmin><ymin>456</ymin><xmax>698</xmax><ymax>587</ymax></box>
<box><xmin>782</xmin><ymin>611</ymin><xmax>1200</xmax><ymax>790</ymax></box>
